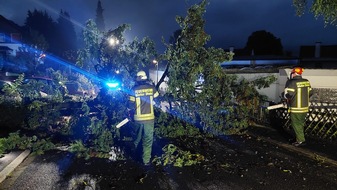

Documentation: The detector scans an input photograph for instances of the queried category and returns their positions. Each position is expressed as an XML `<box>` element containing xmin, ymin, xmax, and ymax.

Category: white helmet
<box><xmin>136</xmin><ymin>70</ymin><xmax>147</xmax><ymax>81</ymax></box>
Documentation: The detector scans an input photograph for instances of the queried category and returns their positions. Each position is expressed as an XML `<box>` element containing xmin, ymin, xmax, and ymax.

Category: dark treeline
<box><xmin>21</xmin><ymin>9</ymin><xmax>78</xmax><ymax>61</ymax></box>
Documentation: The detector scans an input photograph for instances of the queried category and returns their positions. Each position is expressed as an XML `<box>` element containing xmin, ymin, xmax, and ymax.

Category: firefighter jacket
<box><xmin>128</xmin><ymin>81</ymin><xmax>159</xmax><ymax>121</ymax></box>
<box><xmin>284</xmin><ymin>75</ymin><xmax>312</xmax><ymax>113</ymax></box>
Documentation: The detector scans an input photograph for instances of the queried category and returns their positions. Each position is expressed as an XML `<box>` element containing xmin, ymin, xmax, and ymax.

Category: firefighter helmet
<box><xmin>136</xmin><ymin>70</ymin><xmax>147</xmax><ymax>81</ymax></box>
<box><xmin>291</xmin><ymin>67</ymin><xmax>304</xmax><ymax>75</ymax></box>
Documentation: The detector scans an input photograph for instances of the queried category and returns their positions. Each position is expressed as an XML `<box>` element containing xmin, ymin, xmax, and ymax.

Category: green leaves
<box><xmin>77</xmin><ymin>19</ymin><xmax>157</xmax><ymax>84</ymax></box>
<box><xmin>69</xmin><ymin>140</ymin><xmax>90</xmax><ymax>159</ymax></box>
<box><xmin>252</xmin><ymin>75</ymin><xmax>277</xmax><ymax>89</ymax></box>
<box><xmin>0</xmin><ymin>132</ymin><xmax>54</xmax><ymax>156</ymax></box>
<box><xmin>293</xmin><ymin>0</ymin><xmax>337</xmax><ymax>26</ymax></box>
<box><xmin>27</xmin><ymin>100</ymin><xmax>47</xmax><ymax>111</ymax></box>
<box><xmin>153</xmin><ymin>144</ymin><xmax>204</xmax><ymax>167</ymax></box>
<box><xmin>293</xmin><ymin>0</ymin><xmax>308</xmax><ymax>16</ymax></box>
<box><xmin>311</xmin><ymin>0</ymin><xmax>337</xmax><ymax>25</ymax></box>
<box><xmin>155</xmin><ymin>111</ymin><xmax>201</xmax><ymax>138</ymax></box>
<box><xmin>2</xmin><ymin>74</ymin><xmax>24</xmax><ymax>99</ymax></box>
<box><xmin>161</xmin><ymin>0</ymin><xmax>274</xmax><ymax>135</ymax></box>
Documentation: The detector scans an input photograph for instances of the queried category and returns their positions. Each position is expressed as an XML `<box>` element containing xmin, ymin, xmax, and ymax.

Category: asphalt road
<box><xmin>1</xmin><ymin>126</ymin><xmax>337</xmax><ymax>190</ymax></box>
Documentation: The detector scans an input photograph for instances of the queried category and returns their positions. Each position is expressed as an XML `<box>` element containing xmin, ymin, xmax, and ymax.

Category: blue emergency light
<box><xmin>106</xmin><ymin>81</ymin><xmax>120</xmax><ymax>89</ymax></box>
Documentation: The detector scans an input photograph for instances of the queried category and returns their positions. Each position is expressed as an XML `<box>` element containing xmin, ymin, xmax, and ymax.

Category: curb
<box><xmin>259</xmin><ymin>136</ymin><xmax>337</xmax><ymax>167</ymax></box>
<box><xmin>0</xmin><ymin>150</ymin><xmax>30</xmax><ymax>184</ymax></box>
<box><xmin>248</xmin><ymin>125</ymin><xmax>337</xmax><ymax>167</ymax></box>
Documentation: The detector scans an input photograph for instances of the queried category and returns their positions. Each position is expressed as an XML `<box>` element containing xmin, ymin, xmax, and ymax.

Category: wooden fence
<box><xmin>251</xmin><ymin>96</ymin><xmax>337</xmax><ymax>142</ymax></box>
<box><xmin>268</xmin><ymin>102</ymin><xmax>337</xmax><ymax>142</ymax></box>
<box><xmin>252</xmin><ymin>88</ymin><xmax>337</xmax><ymax>142</ymax></box>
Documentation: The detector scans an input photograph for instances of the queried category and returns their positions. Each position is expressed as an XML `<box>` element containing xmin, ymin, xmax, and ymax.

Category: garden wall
<box><xmin>237</xmin><ymin>69</ymin><xmax>337</xmax><ymax>103</ymax></box>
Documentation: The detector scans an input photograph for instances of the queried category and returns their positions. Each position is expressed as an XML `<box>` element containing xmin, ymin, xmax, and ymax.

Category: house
<box><xmin>0</xmin><ymin>15</ymin><xmax>23</xmax><ymax>57</ymax></box>
<box><xmin>299</xmin><ymin>42</ymin><xmax>337</xmax><ymax>69</ymax></box>
<box><xmin>220</xmin><ymin>46</ymin><xmax>298</xmax><ymax>70</ymax></box>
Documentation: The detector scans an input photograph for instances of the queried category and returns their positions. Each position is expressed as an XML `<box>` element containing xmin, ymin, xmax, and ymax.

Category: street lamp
<box><xmin>108</xmin><ymin>37</ymin><xmax>119</xmax><ymax>47</ymax></box>
<box><xmin>152</xmin><ymin>59</ymin><xmax>158</xmax><ymax>84</ymax></box>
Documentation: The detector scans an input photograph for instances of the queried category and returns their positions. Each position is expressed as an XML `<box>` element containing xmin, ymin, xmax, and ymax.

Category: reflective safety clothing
<box><xmin>284</xmin><ymin>75</ymin><xmax>312</xmax><ymax>113</ymax></box>
<box><xmin>128</xmin><ymin>81</ymin><xmax>159</xmax><ymax>121</ymax></box>
<box><xmin>128</xmin><ymin>80</ymin><xmax>159</xmax><ymax>164</ymax></box>
<box><xmin>284</xmin><ymin>75</ymin><xmax>312</xmax><ymax>143</ymax></box>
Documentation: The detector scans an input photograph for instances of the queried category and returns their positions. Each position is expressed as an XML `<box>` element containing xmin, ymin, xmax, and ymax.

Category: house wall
<box><xmin>149</xmin><ymin>68</ymin><xmax>337</xmax><ymax>103</ymax></box>
<box><xmin>149</xmin><ymin>69</ymin><xmax>168</xmax><ymax>93</ymax></box>
<box><xmin>238</xmin><ymin>69</ymin><xmax>337</xmax><ymax>103</ymax></box>
<box><xmin>0</xmin><ymin>43</ymin><xmax>22</xmax><ymax>56</ymax></box>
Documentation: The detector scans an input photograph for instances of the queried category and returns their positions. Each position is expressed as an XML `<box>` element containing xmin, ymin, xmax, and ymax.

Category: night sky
<box><xmin>1</xmin><ymin>0</ymin><xmax>337</xmax><ymax>54</ymax></box>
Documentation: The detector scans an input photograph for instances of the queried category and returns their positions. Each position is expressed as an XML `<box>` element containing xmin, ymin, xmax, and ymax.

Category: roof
<box><xmin>0</xmin><ymin>15</ymin><xmax>22</xmax><ymax>34</ymax></box>
<box><xmin>223</xmin><ymin>47</ymin><xmax>298</xmax><ymax>61</ymax></box>
<box><xmin>0</xmin><ymin>45</ymin><xmax>13</xmax><ymax>51</ymax></box>
<box><xmin>232</xmin><ymin>55</ymin><xmax>298</xmax><ymax>61</ymax></box>
<box><xmin>300</xmin><ymin>45</ymin><xmax>337</xmax><ymax>58</ymax></box>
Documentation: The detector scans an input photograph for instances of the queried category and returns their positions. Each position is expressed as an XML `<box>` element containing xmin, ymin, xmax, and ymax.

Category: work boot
<box><xmin>292</xmin><ymin>141</ymin><xmax>306</xmax><ymax>147</ymax></box>
<box><xmin>142</xmin><ymin>162</ymin><xmax>155</xmax><ymax>173</ymax></box>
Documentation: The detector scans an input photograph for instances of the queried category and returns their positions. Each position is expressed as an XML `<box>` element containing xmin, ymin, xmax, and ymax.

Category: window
<box><xmin>11</xmin><ymin>33</ymin><xmax>21</xmax><ymax>42</ymax></box>
<box><xmin>0</xmin><ymin>33</ymin><xmax>4</xmax><ymax>42</ymax></box>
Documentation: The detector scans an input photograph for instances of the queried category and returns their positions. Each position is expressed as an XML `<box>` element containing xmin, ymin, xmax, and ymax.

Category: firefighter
<box><xmin>128</xmin><ymin>70</ymin><xmax>159</xmax><ymax>165</ymax></box>
<box><xmin>283</xmin><ymin>67</ymin><xmax>312</xmax><ymax>146</ymax></box>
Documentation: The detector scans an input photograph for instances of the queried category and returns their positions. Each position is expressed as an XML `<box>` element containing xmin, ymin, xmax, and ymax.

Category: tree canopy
<box><xmin>23</xmin><ymin>9</ymin><xmax>57</xmax><ymax>52</ymax></box>
<box><xmin>0</xmin><ymin>0</ymin><xmax>278</xmax><ymax>159</ymax></box>
<box><xmin>244</xmin><ymin>30</ymin><xmax>283</xmax><ymax>56</ymax></box>
<box><xmin>55</xmin><ymin>10</ymin><xmax>77</xmax><ymax>60</ymax></box>
<box><xmin>293</xmin><ymin>0</ymin><xmax>337</xmax><ymax>26</ymax></box>
<box><xmin>95</xmin><ymin>0</ymin><xmax>105</xmax><ymax>32</ymax></box>
<box><xmin>160</xmin><ymin>0</ymin><xmax>275</xmax><ymax>135</ymax></box>
<box><xmin>22</xmin><ymin>9</ymin><xmax>77</xmax><ymax>59</ymax></box>
<box><xmin>76</xmin><ymin>19</ymin><xmax>157</xmax><ymax>87</ymax></box>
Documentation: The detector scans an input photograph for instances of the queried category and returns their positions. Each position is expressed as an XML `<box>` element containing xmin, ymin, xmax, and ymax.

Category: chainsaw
<box><xmin>116</xmin><ymin>118</ymin><xmax>129</xmax><ymax>128</ymax></box>
<box><xmin>267</xmin><ymin>96</ymin><xmax>289</xmax><ymax>110</ymax></box>
<box><xmin>267</xmin><ymin>103</ymin><xmax>287</xmax><ymax>110</ymax></box>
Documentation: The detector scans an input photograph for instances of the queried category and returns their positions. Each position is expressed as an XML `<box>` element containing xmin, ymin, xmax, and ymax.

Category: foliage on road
<box><xmin>153</xmin><ymin>143</ymin><xmax>205</xmax><ymax>167</ymax></box>
<box><xmin>0</xmin><ymin>0</ymin><xmax>276</xmax><ymax>165</ymax></box>
<box><xmin>0</xmin><ymin>131</ymin><xmax>55</xmax><ymax>156</ymax></box>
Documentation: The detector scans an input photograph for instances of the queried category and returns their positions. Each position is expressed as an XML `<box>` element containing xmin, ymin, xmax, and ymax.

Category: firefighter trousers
<box><xmin>133</xmin><ymin>120</ymin><xmax>154</xmax><ymax>164</ymax></box>
<box><xmin>290</xmin><ymin>112</ymin><xmax>307</xmax><ymax>142</ymax></box>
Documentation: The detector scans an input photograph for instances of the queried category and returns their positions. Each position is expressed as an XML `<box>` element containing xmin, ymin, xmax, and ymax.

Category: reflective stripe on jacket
<box><xmin>129</xmin><ymin>82</ymin><xmax>159</xmax><ymax>121</ymax></box>
<box><xmin>284</xmin><ymin>75</ymin><xmax>312</xmax><ymax>113</ymax></box>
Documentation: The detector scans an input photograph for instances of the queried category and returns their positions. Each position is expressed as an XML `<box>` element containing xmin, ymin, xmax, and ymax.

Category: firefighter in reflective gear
<box><xmin>128</xmin><ymin>71</ymin><xmax>159</xmax><ymax>165</ymax></box>
<box><xmin>283</xmin><ymin>67</ymin><xmax>312</xmax><ymax>146</ymax></box>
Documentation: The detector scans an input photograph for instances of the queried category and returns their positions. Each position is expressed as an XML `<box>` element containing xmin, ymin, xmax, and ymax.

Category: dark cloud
<box><xmin>1</xmin><ymin>0</ymin><xmax>336</xmax><ymax>54</ymax></box>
